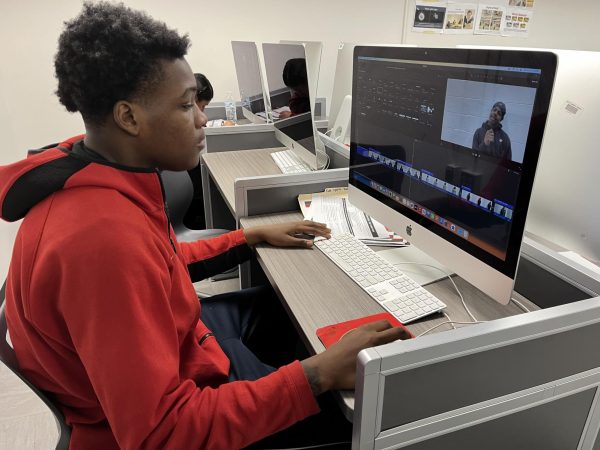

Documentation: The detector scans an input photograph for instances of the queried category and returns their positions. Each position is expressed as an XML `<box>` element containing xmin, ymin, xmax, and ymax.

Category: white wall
<box><xmin>0</xmin><ymin>0</ymin><xmax>598</xmax><ymax>281</ymax></box>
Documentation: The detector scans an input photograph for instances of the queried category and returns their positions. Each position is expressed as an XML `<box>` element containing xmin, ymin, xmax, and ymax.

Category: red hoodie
<box><xmin>0</xmin><ymin>136</ymin><xmax>319</xmax><ymax>449</ymax></box>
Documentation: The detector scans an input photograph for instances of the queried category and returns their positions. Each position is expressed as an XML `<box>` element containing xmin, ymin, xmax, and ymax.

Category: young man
<box><xmin>472</xmin><ymin>101</ymin><xmax>513</xmax><ymax>160</ymax></box>
<box><xmin>0</xmin><ymin>3</ymin><xmax>406</xmax><ymax>449</ymax></box>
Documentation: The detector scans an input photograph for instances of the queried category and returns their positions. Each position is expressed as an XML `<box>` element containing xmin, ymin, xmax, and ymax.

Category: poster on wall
<box><xmin>410</xmin><ymin>0</ymin><xmax>536</xmax><ymax>37</ymax></box>
<box><xmin>413</xmin><ymin>1</ymin><xmax>447</xmax><ymax>33</ymax></box>
<box><xmin>502</xmin><ymin>8</ymin><xmax>533</xmax><ymax>36</ymax></box>
<box><xmin>474</xmin><ymin>4</ymin><xmax>506</xmax><ymax>35</ymax></box>
<box><xmin>508</xmin><ymin>0</ymin><xmax>534</xmax><ymax>7</ymax></box>
<box><xmin>443</xmin><ymin>2</ymin><xmax>478</xmax><ymax>34</ymax></box>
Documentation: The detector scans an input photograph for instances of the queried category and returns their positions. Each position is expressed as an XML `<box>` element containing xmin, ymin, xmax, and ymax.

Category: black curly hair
<box><xmin>282</xmin><ymin>58</ymin><xmax>308</xmax><ymax>90</ymax></box>
<box><xmin>54</xmin><ymin>2</ymin><xmax>190</xmax><ymax>125</ymax></box>
<box><xmin>194</xmin><ymin>73</ymin><xmax>214</xmax><ymax>103</ymax></box>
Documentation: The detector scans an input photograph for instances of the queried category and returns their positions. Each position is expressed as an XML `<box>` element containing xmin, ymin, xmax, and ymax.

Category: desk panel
<box><xmin>202</xmin><ymin>148</ymin><xmax>285</xmax><ymax>212</ymax></box>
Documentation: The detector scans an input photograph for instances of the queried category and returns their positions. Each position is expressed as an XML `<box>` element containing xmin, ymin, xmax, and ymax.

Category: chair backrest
<box><xmin>160</xmin><ymin>170</ymin><xmax>194</xmax><ymax>235</ymax></box>
<box><xmin>0</xmin><ymin>280</ymin><xmax>71</xmax><ymax>450</ymax></box>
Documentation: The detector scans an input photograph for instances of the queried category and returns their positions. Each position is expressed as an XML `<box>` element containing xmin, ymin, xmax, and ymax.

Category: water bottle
<box><xmin>240</xmin><ymin>89</ymin><xmax>251</xmax><ymax>111</ymax></box>
<box><xmin>224</xmin><ymin>91</ymin><xmax>237</xmax><ymax>123</ymax></box>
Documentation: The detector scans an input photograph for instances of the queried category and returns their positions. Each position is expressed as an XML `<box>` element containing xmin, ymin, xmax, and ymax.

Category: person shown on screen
<box><xmin>0</xmin><ymin>3</ymin><xmax>409</xmax><ymax>450</ymax></box>
<box><xmin>278</xmin><ymin>58</ymin><xmax>310</xmax><ymax>119</ymax></box>
<box><xmin>463</xmin><ymin>9</ymin><xmax>474</xmax><ymax>29</ymax></box>
<box><xmin>472</xmin><ymin>101</ymin><xmax>512</xmax><ymax>160</ymax></box>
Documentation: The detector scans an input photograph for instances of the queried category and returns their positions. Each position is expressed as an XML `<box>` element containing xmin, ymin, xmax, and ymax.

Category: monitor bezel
<box><xmin>349</xmin><ymin>46</ymin><xmax>557</xmax><ymax>280</ymax></box>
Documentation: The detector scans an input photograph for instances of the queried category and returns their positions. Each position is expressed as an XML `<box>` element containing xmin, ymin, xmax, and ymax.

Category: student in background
<box><xmin>278</xmin><ymin>58</ymin><xmax>311</xmax><ymax>119</ymax></box>
<box><xmin>194</xmin><ymin>72</ymin><xmax>213</xmax><ymax>112</ymax></box>
<box><xmin>0</xmin><ymin>3</ymin><xmax>407</xmax><ymax>449</ymax></box>
<box><xmin>195</xmin><ymin>72</ymin><xmax>235</xmax><ymax>127</ymax></box>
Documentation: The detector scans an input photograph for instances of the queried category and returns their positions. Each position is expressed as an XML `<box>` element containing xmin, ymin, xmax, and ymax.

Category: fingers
<box><xmin>298</xmin><ymin>221</ymin><xmax>331</xmax><ymax>237</ymax></box>
<box><xmin>360</xmin><ymin>319</ymin><xmax>393</xmax><ymax>332</ymax></box>
<box><xmin>355</xmin><ymin>320</ymin><xmax>412</xmax><ymax>345</ymax></box>
<box><xmin>374</xmin><ymin>326</ymin><xmax>412</xmax><ymax>344</ymax></box>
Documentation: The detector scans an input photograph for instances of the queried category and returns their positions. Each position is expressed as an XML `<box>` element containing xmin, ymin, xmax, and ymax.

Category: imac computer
<box><xmin>262</xmin><ymin>42</ymin><xmax>326</xmax><ymax>170</ymax></box>
<box><xmin>348</xmin><ymin>46</ymin><xmax>557</xmax><ymax>304</ymax></box>
<box><xmin>231</xmin><ymin>41</ymin><xmax>269</xmax><ymax>124</ymax></box>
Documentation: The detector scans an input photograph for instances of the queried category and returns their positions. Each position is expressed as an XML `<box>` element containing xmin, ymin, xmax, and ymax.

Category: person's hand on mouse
<box><xmin>243</xmin><ymin>221</ymin><xmax>331</xmax><ymax>248</ymax></box>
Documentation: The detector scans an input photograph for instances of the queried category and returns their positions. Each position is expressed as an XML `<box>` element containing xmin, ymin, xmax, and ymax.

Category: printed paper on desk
<box><xmin>298</xmin><ymin>190</ymin><xmax>408</xmax><ymax>246</ymax></box>
<box><xmin>311</xmin><ymin>194</ymin><xmax>389</xmax><ymax>240</ymax></box>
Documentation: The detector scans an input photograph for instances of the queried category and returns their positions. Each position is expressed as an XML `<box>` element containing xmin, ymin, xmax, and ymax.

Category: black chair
<box><xmin>160</xmin><ymin>170</ymin><xmax>238</xmax><ymax>281</ymax></box>
<box><xmin>0</xmin><ymin>280</ymin><xmax>71</xmax><ymax>450</ymax></box>
<box><xmin>161</xmin><ymin>169</ymin><xmax>227</xmax><ymax>243</ymax></box>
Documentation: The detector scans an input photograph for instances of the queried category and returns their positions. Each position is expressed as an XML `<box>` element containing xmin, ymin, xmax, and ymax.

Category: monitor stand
<box><xmin>378</xmin><ymin>245</ymin><xmax>451</xmax><ymax>286</ymax></box>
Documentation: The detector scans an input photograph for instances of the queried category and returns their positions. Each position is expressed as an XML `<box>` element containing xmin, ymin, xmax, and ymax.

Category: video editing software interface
<box><xmin>350</xmin><ymin>53</ymin><xmax>544</xmax><ymax>268</ymax></box>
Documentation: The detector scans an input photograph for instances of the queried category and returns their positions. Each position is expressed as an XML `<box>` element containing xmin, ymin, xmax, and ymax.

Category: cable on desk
<box><xmin>510</xmin><ymin>297</ymin><xmax>531</xmax><ymax>313</ymax></box>
<box><xmin>393</xmin><ymin>261</ymin><xmax>479</xmax><ymax>323</ymax></box>
<box><xmin>415</xmin><ymin>319</ymin><xmax>486</xmax><ymax>338</ymax></box>
<box><xmin>443</xmin><ymin>311</ymin><xmax>456</xmax><ymax>329</ymax></box>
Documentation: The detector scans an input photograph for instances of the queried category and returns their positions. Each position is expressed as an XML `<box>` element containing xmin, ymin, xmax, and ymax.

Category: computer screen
<box><xmin>348</xmin><ymin>46</ymin><xmax>557</xmax><ymax>304</ymax></box>
<box><xmin>231</xmin><ymin>41</ymin><xmax>268</xmax><ymax>123</ymax></box>
<box><xmin>328</xmin><ymin>43</ymin><xmax>418</xmax><ymax>146</ymax></box>
<box><xmin>262</xmin><ymin>42</ymin><xmax>323</xmax><ymax>170</ymax></box>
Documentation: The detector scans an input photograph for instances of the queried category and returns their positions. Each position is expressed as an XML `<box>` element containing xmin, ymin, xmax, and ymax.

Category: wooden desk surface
<box><xmin>202</xmin><ymin>148</ymin><xmax>286</xmax><ymax>212</ymax></box>
<box><xmin>241</xmin><ymin>211</ymin><xmax>539</xmax><ymax>417</ymax></box>
<box><xmin>241</xmin><ymin>211</ymin><xmax>533</xmax><ymax>348</ymax></box>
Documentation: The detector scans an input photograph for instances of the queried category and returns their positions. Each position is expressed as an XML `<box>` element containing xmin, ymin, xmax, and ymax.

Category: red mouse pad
<box><xmin>316</xmin><ymin>312</ymin><xmax>414</xmax><ymax>348</ymax></box>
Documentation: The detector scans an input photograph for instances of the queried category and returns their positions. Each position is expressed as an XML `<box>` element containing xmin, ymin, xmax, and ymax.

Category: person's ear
<box><xmin>113</xmin><ymin>101</ymin><xmax>141</xmax><ymax>136</ymax></box>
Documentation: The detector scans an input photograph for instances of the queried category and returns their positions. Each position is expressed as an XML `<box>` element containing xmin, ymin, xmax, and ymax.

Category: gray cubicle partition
<box><xmin>233</xmin><ymin>168</ymin><xmax>349</xmax><ymax>288</ymax></box>
<box><xmin>233</xmin><ymin>168</ymin><xmax>349</xmax><ymax>222</ymax></box>
<box><xmin>205</xmin><ymin>124</ymin><xmax>282</xmax><ymax>152</ymax></box>
<box><xmin>353</xmin><ymin>296</ymin><xmax>600</xmax><ymax>449</ymax></box>
<box><xmin>518</xmin><ymin>235</ymin><xmax>600</xmax><ymax>308</ymax></box>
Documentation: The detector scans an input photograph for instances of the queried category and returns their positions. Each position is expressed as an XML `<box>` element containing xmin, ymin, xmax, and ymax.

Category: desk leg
<box><xmin>205</xmin><ymin>171</ymin><xmax>236</xmax><ymax>231</ymax></box>
<box><xmin>200</xmin><ymin>162</ymin><xmax>213</xmax><ymax>229</ymax></box>
<box><xmin>240</xmin><ymin>254</ymin><xmax>272</xmax><ymax>289</ymax></box>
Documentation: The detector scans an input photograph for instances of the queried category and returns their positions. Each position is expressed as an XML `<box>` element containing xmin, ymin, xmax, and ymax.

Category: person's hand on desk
<box><xmin>243</xmin><ymin>221</ymin><xmax>331</xmax><ymax>248</ymax></box>
<box><xmin>301</xmin><ymin>321</ymin><xmax>411</xmax><ymax>395</ymax></box>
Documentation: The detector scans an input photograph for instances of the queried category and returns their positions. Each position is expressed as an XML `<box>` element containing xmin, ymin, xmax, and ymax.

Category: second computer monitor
<box><xmin>262</xmin><ymin>42</ymin><xmax>322</xmax><ymax>170</ymax></box>
<box><xmin>231</xmin><ymin>41</ymin><xmax>268</xmax><ymax>123</ymax></box>
<box><xmin>348</xmin><ymin>46</ymin><xmax>557</xmax><ymax>305</ymax></box>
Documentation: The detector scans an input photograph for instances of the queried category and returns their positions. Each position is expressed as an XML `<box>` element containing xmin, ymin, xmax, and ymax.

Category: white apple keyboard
<box><xmin>271</xmin><ymin>150</ymin><xmax>311</xmax><ymax>174</ymax></box>
<box><xmin>315</xmin><ymin>233</ymin><xmax>446</xmax><ymax>324</ymax></box>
